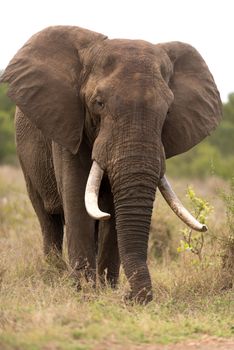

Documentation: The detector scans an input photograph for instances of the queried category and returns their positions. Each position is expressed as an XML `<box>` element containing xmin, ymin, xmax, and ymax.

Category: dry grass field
<box><xmin>0</xmin><ymin>166</ymin><xmax>233</xmax><ymax>350</ymax></box>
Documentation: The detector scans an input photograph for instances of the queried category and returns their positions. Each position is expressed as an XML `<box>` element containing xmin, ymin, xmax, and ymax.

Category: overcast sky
<box><xmin>1</xmin><ymin>0</ymin><xmax>233</xmax><ymax>101</ymax></box>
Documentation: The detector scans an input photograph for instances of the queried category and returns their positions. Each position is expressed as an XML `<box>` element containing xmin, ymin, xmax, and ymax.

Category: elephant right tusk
<box><xmin>158</xmin><ymin>176</ymin><xmax>208</xmax><ymax>232</ymax></box>
<box><xmin>85</xmin><ymin>161</ymin><xmax>111</xmax><ymax>221</ymax></box>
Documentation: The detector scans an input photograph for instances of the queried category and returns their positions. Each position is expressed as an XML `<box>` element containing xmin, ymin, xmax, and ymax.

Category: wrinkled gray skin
<box><xmin>1</xmin><ymin>26</ymin><xmax>222</xmax><ymax>303</ymax></box>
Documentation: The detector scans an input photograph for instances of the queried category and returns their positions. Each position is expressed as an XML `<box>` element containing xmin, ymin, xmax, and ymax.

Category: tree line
<box><xmin>167</xmin><ymin>93</ymin><xmax>234</xmax><ymax>179</ymax></box>
<box><xmin>0</xmin><ymin>83</ymin><xmax>16</xmax><ymax>163</ymax></box>
<box><xmin>0</xmin><ymin>81</ymin><xmax>233</xmax><ymax>178</ymax></box>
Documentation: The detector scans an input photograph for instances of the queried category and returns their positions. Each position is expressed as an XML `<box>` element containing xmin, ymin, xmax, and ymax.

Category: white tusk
<box><xmin>158</xmin><ymin>176</ymin><xmax>208</xmax><ymax>232</ymax></box>
<box><xmin>85</xmin><ymin>161</ymin><xmax>111</xmax><ymax>221</ymax></box>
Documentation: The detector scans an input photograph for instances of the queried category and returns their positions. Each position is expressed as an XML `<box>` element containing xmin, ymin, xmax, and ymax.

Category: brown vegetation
<box><xmin>0</xmin><ymin>166</ymin><xmax>233</xmax><ymax>349</ymax></box>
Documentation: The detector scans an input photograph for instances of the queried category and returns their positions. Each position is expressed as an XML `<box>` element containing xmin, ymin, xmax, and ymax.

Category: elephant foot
<box><xmin>98</xmin><ymin>270</ymin><xmax>119</xmax><ymax>289</ymax></box>
<box><xmin>123</xmin><ymin>287</ymin><xmax>153</xmax><ymax>305</ymax></box>
<box><xmin>45</xmin><ymin>252</ymin><xmax>67</xmax><ymax>272</ymax></box>
<box><xmin>107</xmin><ymin>270</ymin><xmax>119</xmax><ymax>289</ymax></box>
<box><xmin>70</xmin><ymin>263</ymin><xmax>96</xmax><ymax>291</ymax></box>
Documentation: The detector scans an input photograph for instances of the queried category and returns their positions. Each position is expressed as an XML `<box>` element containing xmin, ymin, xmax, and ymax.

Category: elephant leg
<box><xmin>65</xmin><ymin>201</ymin><xmax>96</xmax><ymax>288</ymax></box>
<box><xmin>26</xmin><ymin>178</ymin><xmax>64</xmax><ymax>262</ymax></box>
<box><xmin>53</xmin><ymin>143</ymin><xmax>96</xmax><ymax>288</ymax></box>
<box><xmin>97</xmin><ymin>184</ymin><xmax>120</xmax><ymax>288</ymax></box>
<box><xmin>15</xmin><ymin>111</ymin><xmax>64</xmax><ymax>263</ymax></box>
<box><xmin>97</xmin><ymin>219</ymin><xmax>120</xmax><ymax>288</ymax></box>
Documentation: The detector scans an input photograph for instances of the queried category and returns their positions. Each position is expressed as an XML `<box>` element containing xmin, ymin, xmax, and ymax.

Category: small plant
<box><xmin>221</xmin><ymin>177</ymin><xmax>234</xmax><ymax>271</ymax></box>
<box><xmin>177</xmin><ymin>186</ymin><xmax>213</xmax><ymax>260</ymax></box>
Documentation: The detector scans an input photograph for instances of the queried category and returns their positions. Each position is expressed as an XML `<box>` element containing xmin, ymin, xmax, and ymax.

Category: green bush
<box><xmin>0</xmin><ymin>83</ymin><xmax>16</xmax><ymax>163</ymax></box>
<box><xmin>221</xmin><ymin>177</ymin><xmax>234</xmax><ymax>271</ymax></box>
<box><xmin>167</xmin><ymin>142</ymin><xmax>234</xmax><ymax>179</ymax></box>
<box><xmin>0</xmin><ymin>110</ymin><xmax>15</xmax><ymax>161</ymax></box>
<box><xmin>167</xmin><ymin>93</ymin><xmax>234</xmax><ymax>180</ymax></box>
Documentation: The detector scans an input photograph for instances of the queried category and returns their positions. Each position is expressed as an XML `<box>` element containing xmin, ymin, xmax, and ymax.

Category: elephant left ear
<box><xmin>156</xmin><ymin>42</ymin><xmax>222</xmax><ymax>158</ymax></box>
<box><xmin>0</xmin><ymin>26</ymin><xmax>107</xmax><ymax>154</ymax></box>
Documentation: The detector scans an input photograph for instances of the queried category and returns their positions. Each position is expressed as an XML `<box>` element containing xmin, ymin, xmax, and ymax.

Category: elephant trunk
<box><xmin>109</xmin><ymin>155</ymin><xmax>159</xmax><ymax>303</ymax></box>
<box><xmin>85</xmin><ymin>163</ymin><xmax>208</xmax><ymax>232</ymax></box>
<box><xmin>85</xmin><ymin>139</ymin><xmax>207</xmax><ymax>303</ymax></box>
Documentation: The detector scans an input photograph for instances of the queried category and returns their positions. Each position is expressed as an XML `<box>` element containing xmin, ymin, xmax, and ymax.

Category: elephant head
<box><xmin>1</xmin><ymin>26</ymin><xmax>222</xmax><ymax>303</ymax></box>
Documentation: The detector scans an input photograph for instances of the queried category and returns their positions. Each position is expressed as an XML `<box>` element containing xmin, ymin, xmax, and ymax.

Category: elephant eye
<box><xmin>96</xmin><ymin>100</ymin><xmax>104</xmax><ymax>108</ymax></box>
<box><xmin>93</xmin><ymin>97</ymin><xmax>105</xmax><ymax>112</ymax></box>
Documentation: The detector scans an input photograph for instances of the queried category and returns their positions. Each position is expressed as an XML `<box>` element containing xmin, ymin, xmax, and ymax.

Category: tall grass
<box><xmin>0</xmin><ymin>166</ymin><xmax>233</xmax><ymax>350</ymax></box>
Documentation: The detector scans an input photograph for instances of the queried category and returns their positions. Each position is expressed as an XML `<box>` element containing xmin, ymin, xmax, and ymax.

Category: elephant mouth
<box><xmin>85</xmin><ymin>161</ymin><xmax>207</xmax><ymax>233</ymax></box>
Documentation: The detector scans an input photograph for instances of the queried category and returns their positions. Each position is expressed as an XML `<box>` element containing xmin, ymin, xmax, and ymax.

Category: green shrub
<box><xmin>0</xmin><ymin>110</ymin><xmax>15</xmax><ymax>162</ymax></box>
<box><xmin>167</xmin><ymin>142</ymin><xmax>234</xmax><ymax>180</ymax></box>
<box><xmin>0</xmin><ymin>84</ymin><xmax>16</xmax><ymax>163</ymax></box>
<box><xmin>166</xmin><ymin>93</ymin><xmax>234</xmax><ymax>180</ymax></box>
<box><xmin>221</xmin><ymin>178</ymin><xmax>234</xmax><ymax>272</ymax></box>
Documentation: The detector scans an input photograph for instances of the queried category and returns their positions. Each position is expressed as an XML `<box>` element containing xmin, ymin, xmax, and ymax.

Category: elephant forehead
<box><xmin>93</xmin><ymin>39</ymin><xmax>159</xmax><ymax>72</ymax></box>
<box><xmin>88</xmin><ymin>41</ymin><xmax>172</xmax><ymax>88</ymax></box>
<box><xmin>104</xmin><ymin>39</ymin><xmax>156</xmax><ymax>55</ymax></box>
<box><xmin>97</xmin><ymin>55</ymin><xmax>159</xmax><ymax>87</ymax></box>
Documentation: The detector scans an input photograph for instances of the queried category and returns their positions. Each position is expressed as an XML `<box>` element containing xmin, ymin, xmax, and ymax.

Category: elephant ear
<box><xmin>157</xmin><ymin>42</ymin><xmax>222</xmax><ymax>158</ymax></box>
<box><xmin>0</xmin><ymin>26</ymin><xmax>107</xmax><ymax>154</ymax></box>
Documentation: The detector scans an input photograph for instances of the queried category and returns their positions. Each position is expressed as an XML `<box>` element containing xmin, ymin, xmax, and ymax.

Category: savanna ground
<box><xmin>0</xmin><ymin>166</ymin><xmax>233</xmax><ymax>350</ymax></box>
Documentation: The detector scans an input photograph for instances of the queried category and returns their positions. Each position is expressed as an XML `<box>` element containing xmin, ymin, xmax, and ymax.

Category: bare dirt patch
<box><xmin>95</xmin><ymin>337</ymin><xmax>234</xmax><ymax>350</ymax></box>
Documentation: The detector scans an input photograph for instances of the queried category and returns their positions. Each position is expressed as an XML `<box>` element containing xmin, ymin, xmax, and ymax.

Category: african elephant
<box><xmin>1</xmin><ymin>26</ymin><xmax>222</xmax><ymax>304</ymax></box>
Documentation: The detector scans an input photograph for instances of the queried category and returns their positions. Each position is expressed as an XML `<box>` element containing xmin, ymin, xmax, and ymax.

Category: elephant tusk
<box><xmin>85</xmin><ymin>161</ymin><xmax>111</xmax><ymax>221</ymax></box>
<box><xmin>158</xmin><ymin>176</ymin><xmax>208</xmax><ymax>232</ymax></box>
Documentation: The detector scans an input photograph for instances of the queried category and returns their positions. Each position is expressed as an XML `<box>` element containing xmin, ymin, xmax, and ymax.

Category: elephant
<box><xmin>1</xmin><ymin>25</ymin><xmax>222</xmax><ymax>304</ymax></box>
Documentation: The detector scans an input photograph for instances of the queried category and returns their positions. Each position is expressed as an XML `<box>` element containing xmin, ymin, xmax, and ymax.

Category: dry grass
<box><xmin>0</xmin><ymin>166</ymin><xmax>233</xmax><ymax>350</ymax></box>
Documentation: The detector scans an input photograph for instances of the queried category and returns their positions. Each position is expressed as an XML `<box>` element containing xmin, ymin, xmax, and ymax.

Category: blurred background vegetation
<box><xmin>167</xmin><ymin>92</ymin><xmax>234</xmax><ymax>179</ymax></box>
<box><xmin>0</xmin><ymin>82</ymin><xmax>16</xmax><ymax>164</ymax></box>
<box><xmin>0</xmin><ymin>75</ymin><xmax>234</xmax><ymax>179</ymax></box>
